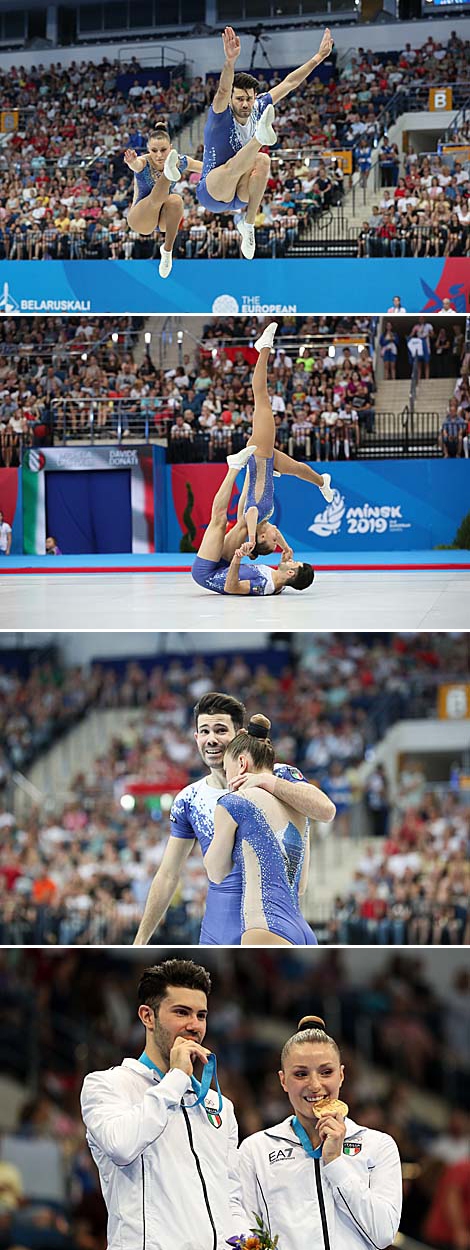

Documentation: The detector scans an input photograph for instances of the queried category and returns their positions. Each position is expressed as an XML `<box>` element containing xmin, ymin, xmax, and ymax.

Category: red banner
<box><xmin>0</xmin><ymin>469</ymin><xmax>19</xmax><ymax>524</ymax></box>
<box><xmin>170</xmin><ymin>464</ymin><xmax>240</xmax><ymax>552</ymax></box>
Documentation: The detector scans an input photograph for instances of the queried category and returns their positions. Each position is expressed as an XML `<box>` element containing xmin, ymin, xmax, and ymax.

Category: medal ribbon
<box><xmin>292</xmin><ymin>1115</ymin><xmax>323</xmax><ymax>1158</ymax></box>
<box><xmin>139</xmin><ymin>1050</ymin><xmax>222</xmax><ymax>1112</ymax></box>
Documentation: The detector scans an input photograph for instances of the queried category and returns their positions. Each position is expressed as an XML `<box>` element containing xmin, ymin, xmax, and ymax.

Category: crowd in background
<box><xmin>357</xmin><ymin>149</ymin><xmax>470</xmax><ymax>260</ymax></box>
<box><xmin>0</xmin><ymin>59</ymin><xmax>209</xmax><ymax>260</ymax></box>
<box><xmin>1</xmin><ymin>315</ymin><xmax>468</xmax><ymax>469</ymax></box>
<box><xmin>0</xmin><ymin>34</ymin><xmax>468</xmax><ymax>259</ymax></box>
<box><xmin>0</xmin><ymin>634</ymin><xmax>468</xmax><ymax>946</ymax></box>
<box><xmin>0</xmin><ymin>946</ymin><xmax>468</xmax><ymax>1250</ymax></box>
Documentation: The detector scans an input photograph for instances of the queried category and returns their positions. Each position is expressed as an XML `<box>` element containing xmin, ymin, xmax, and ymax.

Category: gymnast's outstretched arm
<box><xmin>270</xmin><ymin>29</ymin><xmax>333</xmax><ymax>104</ymax></box>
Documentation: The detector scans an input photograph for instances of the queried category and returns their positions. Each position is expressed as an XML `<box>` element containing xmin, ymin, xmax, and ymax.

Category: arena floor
<box><xmin>2</xmin><ymin>565</ymin><xmax>469</xmax><ymax>629</ymax></box>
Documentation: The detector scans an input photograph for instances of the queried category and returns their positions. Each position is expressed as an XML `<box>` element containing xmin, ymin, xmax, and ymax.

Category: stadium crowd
<box><xmin>0</xmin><ymin>34</ymin><xmax>468</xmax><ymax>259</ymax></box>
<box><xmin>0</xmin><ymin>947</ymin><xmax>468</xmax><ymax>1250</ymax></box>
<box><xmin>0</xmin><ymin>634</ymin><xmax>468</xmax><ymax>946</ymax></box>
<box><xmin>1</xmin><ymin>314</ymin><xmax>468</xmax><ymax>469</ymax></box>
<box><xmin>357</xmin><ymin>150</ymin><xmax>470</xmax><ymax>260</ymax></box>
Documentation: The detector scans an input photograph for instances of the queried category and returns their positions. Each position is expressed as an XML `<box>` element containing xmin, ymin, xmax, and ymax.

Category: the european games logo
<box><xmin>309</xmin><ymin>490</ymin><xmax>346</xmax><ymax>537</ymax></box>
<box><xmin>0</xmin><ymin>282</ymin><xmax>20</xmax><ymax>313</ymax></box>
<box><xmin>309</xmin><ymin>493</ymin><xmax>411</xmax><ymax>537</ymax></box>
<box><xmin>25</xmin><ymin>450</ymin><xmax>46</xmax><ymax>472</ymax></box>
<box><xmin>212</xmin><ymin>294</ymin><xmax>240</xmax><ymax>315</ymax></box>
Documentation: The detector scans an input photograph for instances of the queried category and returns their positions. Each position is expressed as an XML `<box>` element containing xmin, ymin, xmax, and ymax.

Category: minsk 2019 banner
<box><xmin>167</xmin><ymin>460</ymin><xmax>470</xmax><ymax>553</ymax></box>
<box><xmin>0</xmin><ymin>259</ymin><xmax>469</xmax><ymax>315</ymax></box>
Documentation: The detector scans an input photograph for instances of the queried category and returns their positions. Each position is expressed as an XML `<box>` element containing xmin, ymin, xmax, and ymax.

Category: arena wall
<box><xmin>0</xmin><ymin>19</ymin><xmax>464</xmax><ymax>72</ymax></box>
<box><xmin>11</xmin><ymin>455</ymin><xmax>470</xmax><ymax>554</ymax></box>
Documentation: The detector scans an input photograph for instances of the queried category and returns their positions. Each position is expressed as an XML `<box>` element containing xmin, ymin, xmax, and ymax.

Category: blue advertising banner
<box><xmin>270</xmin><ymin>460</ymin><xmax>470</xmax><ymax>552</ymax></box>
<box><xmin>164</xmin><ymin>459</ymin><xmax>469</xmax><ymax>553</ymax></box>
<box><xmin>0</xmin><ymin>258</ymin><xmax>468</xmax><ymax>314</ymax></box>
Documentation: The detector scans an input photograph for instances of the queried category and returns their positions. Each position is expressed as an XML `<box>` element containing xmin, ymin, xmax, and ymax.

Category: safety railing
<box><xmin>47</xmin><ymin>398</ymin><xmax>171</xmax><ymax>445</ymax></box>
<box><xmin>3</xmin><ymin>400</ymin><xmax>460</xmax><ymax>470</ymax></box>
<box><xmin>323</xmin><ymin>901</ymin><xmax>468</xmax><ymax>946</ymax></box>
<box><xmin>3</xmin><ymin>218</ymin><xmax>465</xmax><ymax>262</ymax></box>
<box><xmin>1</xmin><ymin>890</ymin><xmax>466</xmax><ymax>947</ymax></box>
<box><xmin>359</xmin><ymin>410</ymin><xmax>444</xmax><ymax>459</ymax></box>
<box><xmin>18</xmin><ymin>405</ymin><xmax>450</xmax><ymax>461</ymax></box>
<box><xmin>116</xmin><ymin>44</ymin><xmax>190</xmax><ymax>70</ymax></box>
<box><xmin>0</xmin><ymin>898</ymin><xmax>203</xmax><ymax>947</ymax></box>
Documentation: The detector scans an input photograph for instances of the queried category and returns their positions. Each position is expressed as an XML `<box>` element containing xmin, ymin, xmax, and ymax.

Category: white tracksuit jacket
<box><xmin>238</xmin><ymin>1115</ymin><xmax>402</xmax><ymax>1250</ymax></box>
<box><xmin>80</xmin><ymin>1058</ymin><xmax>248</xmax><ymax>1250</ymax></box>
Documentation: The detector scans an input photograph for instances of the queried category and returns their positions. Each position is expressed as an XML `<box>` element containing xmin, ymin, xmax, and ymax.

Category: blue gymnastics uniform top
<box><xmin>200</xmin><ymin>92</ymin><xmax>272</xmax><ymax>179</ymax></box>
<box><xmin>169</xmin><ymin>764</ymin><xmax>307</xmax><ymax>945</ymax></box>
<box><xmin>133</xmin><ymin>154</ymin><xmax>189</xmax><ymax>203</ymax></box>
<box><xmin>217</xmin><ymin>790</ymin><xmax>317</xmax><ymax>946</ymax></box>
<box><xmin>245</xmin><ymin>454</ymin><xmax>275</xmax><ymax>523</ymax></box>
<box><xmin>191</xmin><ymin>556</ymin><xmax>277</xmax><ymax>596</ymax></box>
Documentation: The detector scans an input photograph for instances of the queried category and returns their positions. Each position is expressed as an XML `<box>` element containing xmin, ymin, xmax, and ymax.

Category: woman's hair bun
<box><xmin>247</xmin><ymin>714</ymin><xmax>271</xmax><ymax>741</ymax></box>
<box><xmin>297</xmin><ymin>1015</ymin><xmax>326</xmax><ymax>1032</ymax></box>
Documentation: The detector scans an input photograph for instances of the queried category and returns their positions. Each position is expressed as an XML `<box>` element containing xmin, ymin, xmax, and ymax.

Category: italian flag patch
<box><xmin>344</xmin><ymin>1142</ymin><xmax>362</xmax><ymax>1156</ymax></box>
<box><xmin>206</xmin><ymin>1110</ymin><xmax>222</xmax><ymax>1128</ymax></box>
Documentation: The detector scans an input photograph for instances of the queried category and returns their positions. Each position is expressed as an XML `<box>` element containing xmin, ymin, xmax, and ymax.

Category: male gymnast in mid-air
<box><xmin>191</xmin><ymin>322</ymin><xmax>335</xmax><ymax>597</ymax></box>
<box><xmin>171</xmin><ymin>25</ymin><xmax>333</xmax><ymax>259</ymax></box>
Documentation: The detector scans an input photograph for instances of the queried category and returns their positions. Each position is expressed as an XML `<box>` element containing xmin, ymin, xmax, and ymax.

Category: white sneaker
<box><xmin>320</xmin><ymin>472</ymin><xmax>334</xmax><ymax>503</ymax></box>
<box><xmin>227</xmin><ymin>444</ymin><xmax>257</xmax><ymax>469</ymax></box>
<box><xmin>163</xmin><ymin>149</ymin><xmax>181</xmax><ymax>182</ymax></box>
<box><xmin>159</xmin><ymin>246</ymin><xmax>173</xmax><ymax>278</ymax></box>
<box><xmin>255</xmin><ymin>103</ymin><xmax>277</xmax><ymax>147</ymax></box>
<box><xmin>255</xmin><ymin>322</ymin><xmax>278</xmax><ymax>352</ymax></box>
<box><xmin>236</xmin><ymin>217</ymin><xmax>256</xmax><ymax>260</ymax></box>
<box><xmin>273</xmin><ymin>469</ymin><xmax>281</xmax><ymax>477</ymax></box>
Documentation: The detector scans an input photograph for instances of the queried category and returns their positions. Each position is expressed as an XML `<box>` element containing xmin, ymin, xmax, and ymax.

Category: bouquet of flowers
<box><xmin>227</xmin><ymin>1213</ymin><xmax>279</xmax><ymax>1248</ymax></box>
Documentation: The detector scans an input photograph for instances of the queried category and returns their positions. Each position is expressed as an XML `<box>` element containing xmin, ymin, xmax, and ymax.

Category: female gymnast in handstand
<box><xmin>204</xmin><ymin>715</ymin><xmax>336</xmax><ymax>943</ymax></box>
<box><xmin>124</xmin><ymin>122</ymin><xmax>202</xmax><ymax>278</ymax></box>
<box><xmin>231</xmin><ymin>322</ymin><xmax>335</xmax><ymax>558</ymax></box>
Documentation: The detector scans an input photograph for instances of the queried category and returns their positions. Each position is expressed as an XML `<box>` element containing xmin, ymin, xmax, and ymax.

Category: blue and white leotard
<box><xmin>245</xmin><ymin>454</ymin><xmax>275</xmax><ymax>523</ymax></box>
<box><xmin>169</xmin><ymin>764</ymin><xmax>308</xmax><ymax>944</ymax></box>
<box><xmin>217</xmin><ymin>790</ymin><xmax>317</xmax><ymax>945</ymax></box>
<box><xmin>134</xmin><ymin>154</ymin><xmax>189</xmax><ymax>203</ymax></box>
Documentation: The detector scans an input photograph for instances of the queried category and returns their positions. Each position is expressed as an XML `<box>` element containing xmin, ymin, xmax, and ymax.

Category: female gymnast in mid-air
<box><xmin>204</xmin><ymin>715</ymin><xmax>336</xmax><ymax>944</ymax></box>
<box><xmin>124</xmin><ymin>122</ymin><xmax>202</xmax><ymax>278</ymax></box>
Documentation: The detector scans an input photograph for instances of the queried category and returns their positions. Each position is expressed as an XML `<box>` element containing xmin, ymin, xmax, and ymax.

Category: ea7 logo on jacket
<box><xmin>206</xmin><ymin>1109</ymin><xmax>222</xmax><ymax>1128</ymax></box>
<box><xmin>343</xmin><ymin>1142</ymin><xmax>362</xmax><ymax>1156</ymax></box>
<box><xmin>269</xmin><ymin>1147</ymin><xmax>295</xmax><ymax>1163</ymax></box>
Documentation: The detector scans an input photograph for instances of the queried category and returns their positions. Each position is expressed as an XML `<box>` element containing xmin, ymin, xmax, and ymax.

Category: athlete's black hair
<box><xmin>193</xmin><ymin>691</ymin><xmax>246</xmax><ymax>731</ymax></box>
<box><xmin>289</xmin><ymin>563</ymin><xmax>315</xmax><ymax>591</ymax></box>
<box><xmin>137</xmin><ymin>959</ymin><xmax>211</xmax><ymax>1012</ymax></box>
<box><xmin>232</xmin><ymin>72</ymin><xmax>260</xmax><ymax>95</ymax></box>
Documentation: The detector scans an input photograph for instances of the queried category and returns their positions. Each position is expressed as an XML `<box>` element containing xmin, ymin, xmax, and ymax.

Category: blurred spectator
<box><xmin>0</xmin><ymin>509</ymin><xmax>12</xmax><ymax>555</ymax></box>
<box><xmin>423</xmin><ymin>1160</ymin><xmax>470</xmax><ymax>1249</ymax></box>
<box><xmin>440</xmin><ymin>398</ymin><xmax>468</xmax><ymax>458</ymax></box>
<box><xmin>45</xmin><ymin>536</ymin><xmax>61</xmax><ymax>555</ymax></box>
<box><xmin>365</xmin><ymin>764</ymin><xmax>390</xmax><ymax>838</ymax></box>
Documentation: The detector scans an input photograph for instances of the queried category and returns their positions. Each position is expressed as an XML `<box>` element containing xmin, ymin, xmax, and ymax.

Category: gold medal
<box><xmin>312</xmin><ymin>1097</ymin><xmax>349</xmax><ymax>1119</ymax></box>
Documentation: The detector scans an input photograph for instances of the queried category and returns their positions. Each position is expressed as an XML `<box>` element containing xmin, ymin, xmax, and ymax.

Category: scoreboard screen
<box><xmin>422</xmin><ymin>0</ymin><xmax>470</xmax><ymax>7</ymax></box>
